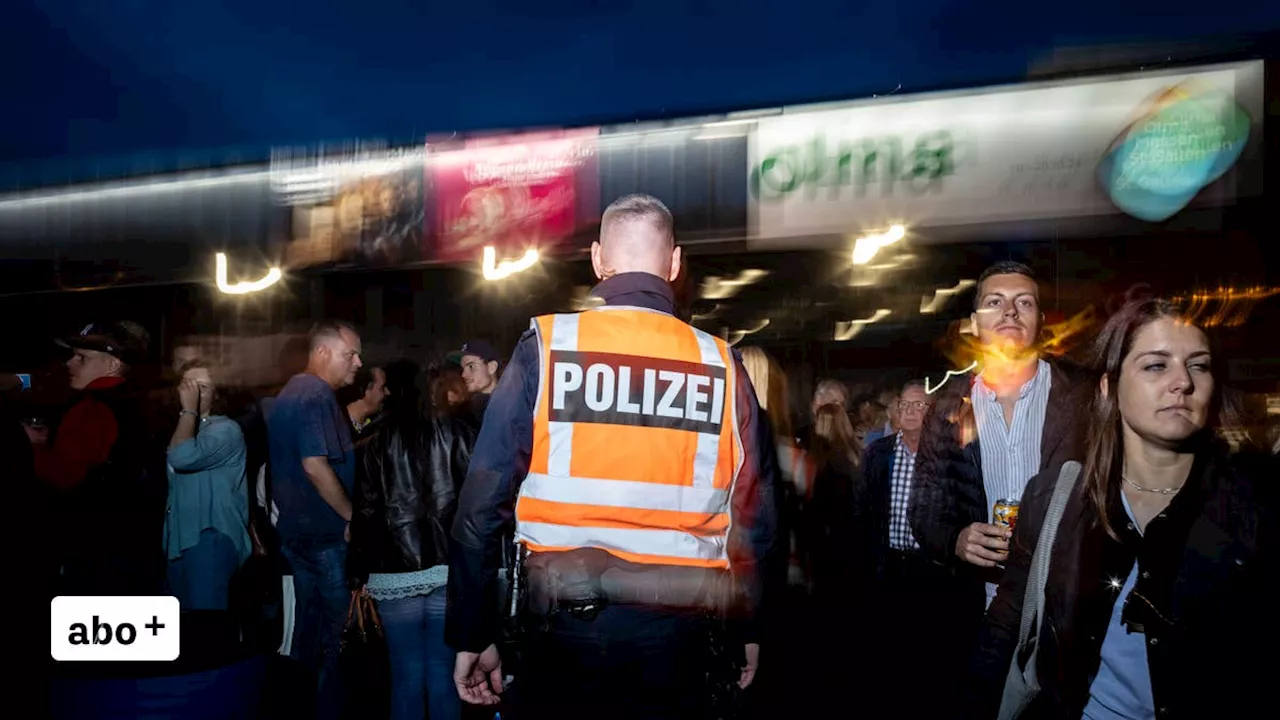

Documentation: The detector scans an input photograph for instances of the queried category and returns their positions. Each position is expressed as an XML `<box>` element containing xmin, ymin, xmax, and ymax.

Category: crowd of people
<box><xmin>19</xmin><ymin>193</ymin><xmax>1278</xmax><ymax>719</ymax></box>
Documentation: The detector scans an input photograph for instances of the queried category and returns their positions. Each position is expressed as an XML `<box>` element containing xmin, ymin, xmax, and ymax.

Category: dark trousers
<box><xmin>865</xmin><ymin>550</ymin><xmax>972</xmax><ymax>719</ymax></box>
<box><xmin>519</xmin><ymin>604</ymin><xmax>707</xmax><ymax>720</ymax></box>
<box><xmin>280</xmin><ymin>537</ymin><xmax>348</xmax><ymax>720</ymax></box>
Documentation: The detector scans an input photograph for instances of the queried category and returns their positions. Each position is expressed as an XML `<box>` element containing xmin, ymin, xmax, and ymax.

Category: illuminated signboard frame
<box><xmin>747</xmin><ymin>60</ymin><xmax>1264</xmax><ymax>241</ymax></box>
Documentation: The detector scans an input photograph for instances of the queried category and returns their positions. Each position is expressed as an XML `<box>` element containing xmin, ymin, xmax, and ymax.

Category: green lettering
<box><xmin>752</xmin><ymin>129</ymin><xmax>955</xmax><ymax>201</ymax></box>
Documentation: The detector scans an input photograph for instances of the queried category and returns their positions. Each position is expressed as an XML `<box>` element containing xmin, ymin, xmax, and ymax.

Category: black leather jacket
<box><xmin>350</xmin><ymin>408</ymin><xmax>476</xmax><ymax>582</ymax></box>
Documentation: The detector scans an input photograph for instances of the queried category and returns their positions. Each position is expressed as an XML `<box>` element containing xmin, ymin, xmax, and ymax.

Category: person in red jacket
<box><xmin>29</xmin><ymin>321</ymin><xmax>161</xmax><ymax>595</ymax></box>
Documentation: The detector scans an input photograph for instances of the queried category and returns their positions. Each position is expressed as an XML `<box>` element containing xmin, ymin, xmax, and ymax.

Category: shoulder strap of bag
<box><xmin>1018</xmin><ymin>461</ymin><xmax>1079</xmax><ymax>647</ymax></box>
<box><xmin>998</xmin><ymin>460</ymin><xmax>1080</xmax><ymax>720</ymax></box>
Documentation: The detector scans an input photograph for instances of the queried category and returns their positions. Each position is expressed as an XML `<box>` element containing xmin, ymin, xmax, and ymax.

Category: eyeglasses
<box><xmin>897</xmin><ymin>400</ymin><xmax>931</xmax><ymax>412</ymax></box>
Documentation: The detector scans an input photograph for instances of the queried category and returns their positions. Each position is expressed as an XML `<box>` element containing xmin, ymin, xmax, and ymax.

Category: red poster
<box><xmin>429</xmin><ymin>129</ymin><xmax>598</xmax><ymax>262</ymax></box>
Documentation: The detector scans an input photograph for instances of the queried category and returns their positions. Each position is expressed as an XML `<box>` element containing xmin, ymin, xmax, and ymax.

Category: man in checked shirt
<box><xmin>854</xmin><ymin>380</ymin><xmax>953</xmax><ymax>716</ymax></box>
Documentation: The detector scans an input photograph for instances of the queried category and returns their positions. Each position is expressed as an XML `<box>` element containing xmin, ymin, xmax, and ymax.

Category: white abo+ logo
<box><xmin>51</xmin><ymin>596</ymin><xmax>181</xmax><ymax>662</ymax></box>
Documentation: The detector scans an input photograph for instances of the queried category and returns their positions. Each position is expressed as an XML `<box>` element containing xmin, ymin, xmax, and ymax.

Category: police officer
<box><xmin>446</xmin><ymin>194</ymin><xmax>780</xmax><ymax>718</ymax></box>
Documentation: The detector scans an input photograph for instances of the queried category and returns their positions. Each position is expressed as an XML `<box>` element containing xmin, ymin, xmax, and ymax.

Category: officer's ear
<box><xmin>667</xmin><ymin>245</ymin><xmax>682</xmax><ymax>283</ymax></box>
<box><xmin>591</xmin><ymin>241</ymin><xmax>608</xmax><ymax>281</ymax></box>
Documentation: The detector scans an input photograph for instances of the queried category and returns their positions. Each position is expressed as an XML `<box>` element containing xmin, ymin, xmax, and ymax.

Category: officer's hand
<box><xmin>454</xmin><ymin>644</ymin><xmax>504</xmax><ymax>705</ymax></box>
<box><xmin>738</xmin><ymin>643</ymin><xmax>760</xmax><ymax>689</ymax></box>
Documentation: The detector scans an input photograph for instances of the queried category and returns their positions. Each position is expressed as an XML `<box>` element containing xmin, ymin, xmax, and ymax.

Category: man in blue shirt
<box><xmin>268</xmin><ymin>320</ymin><xmax>363</xmax><ymax>720</ymax></box>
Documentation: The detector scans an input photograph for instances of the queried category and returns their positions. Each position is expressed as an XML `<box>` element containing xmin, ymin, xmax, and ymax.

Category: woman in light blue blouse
<box><xmin>164</xmin><ymin>361</ymin><xmax>251</xmax><ymax>611</ymax></box>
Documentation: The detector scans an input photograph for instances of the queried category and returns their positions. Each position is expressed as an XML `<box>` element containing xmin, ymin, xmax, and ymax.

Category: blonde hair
<box><xmin>739</xmin><ymin>346</ymin><xmax>793</xmax><ymax>441</ymax></box>
<box><xmin>812</xmin><ymin>403</ymin><xmax>860</xmax><ymax>468</ymax></box>
<box><xmin>813</xmin><ymin>378</ymin><xmax>849</xmax><ymax>411</ymax></box>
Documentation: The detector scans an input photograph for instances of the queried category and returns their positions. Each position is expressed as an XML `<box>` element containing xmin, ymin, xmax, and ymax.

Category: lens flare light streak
<box><xmin>215</xmin><ymin>253</ymin><xmax>283</xmax><ymax>295</ymax></box>
<box><xmin>925</xmin><ymin>361</ymin><xmax>979</xmax><ymax>395</ymax></box>
<box><xmin>700</xmin><ymin>269</ymin><xmax>770</xmax><ymax>300</ymax></box>
<box><xmin>927</xmin><ymin>307</ymin><xmax>1101</xmax><ymax>394</ymax></box>
<box><xmin>482</xmin><ymin>246</ymin><xmax>540</xmax><ymax>281</ymax></box>
<box><xmin>851</xmin><ymin>224</ymin><xmax>906</xmax><ymax>265</ymax></box>
<box><xmin>921</xmin><ymin>279</ymin><xmax>977</xmax><ymax>314</ymax></box>
<box><xmin>834</xmin><ymin>309</ymin><xmax>891</xmax><ymax>341</ymax></box>
<box><xmin>727</xmin><ymin>318</ymin><xmax>771</xmax><ymax>346</ymax></box>
<box><xmin>1172</xmin><ymin>286</ymin><xmax>1279</xmax><ymax>328</ymax></box>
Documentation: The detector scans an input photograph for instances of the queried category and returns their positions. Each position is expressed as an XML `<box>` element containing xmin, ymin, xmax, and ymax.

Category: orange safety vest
<box><xmin>516</xmin><ymin>306</ymin><xmax>745</xmax><ymax>569</ymax></box>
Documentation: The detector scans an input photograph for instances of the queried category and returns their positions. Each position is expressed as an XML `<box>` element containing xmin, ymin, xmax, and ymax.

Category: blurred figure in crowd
<box><xmin>811</xmin><ymin>378</ymin><xmax>849</xmax><ymax>423</ymax></box>
<box><xmin>267</xmin><ymin>320</ymin><xmax>363</xmax><ymax>720</ymax></box>
<box><xmin>451</xmin><ymin>339</ymin><xmax>501</xmax><ymax>420</ymax></box>
<box><xmin>350</xmin><ymin>361</ymin><xmax>476</xmax><ymax>720</ymax></box>
<box><xmin>342</xmin><ymin>365</ymin><xmax>390</xmax><ymax>441</ymax></box>
<box><xmin>164</xmin><ymin>360</ymin><xmax>251</xmax><ymax>610</ymax></box>
<box><xmin>738</xmin><ymin>346</ymin><xmax>811</xmax><ymax>711</ymax></box>
<box><xmin>972</xmin><ymin>298</ymin><xmax>1277</xmax><ymax>719</ymax></box>
<box><xmin>430</xmin><ymin>363</ymin><xmax>477</xmax><ymax>433</ymax></box>
<box><xmin>854</xmin><ymin>380</ymin><xmax>960</xmax><ymax>717</ymax></box>
<box><xmin>862</xmin><ymin>386</ymin><xmax>899</xmax><ymax>445</ymax></box>
<box><xmin>798</xmin><ymin>377</ymin><xmax>849</xmax><ymax>446</ymax></box>
<box><xmin>806</xmin><ymin>403</ymin><xmax>861</xmax><ymax>607</ymax></box>
<box><xmin>32</xmin><ymin>321</ymin><xmax>164</xmax><ymax>596</ymax></box>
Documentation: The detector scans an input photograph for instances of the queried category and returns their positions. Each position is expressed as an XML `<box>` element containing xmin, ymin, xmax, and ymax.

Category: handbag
<box><xmin>340</xmin><ymin>589</ymin><xmax>390</xmax><ymax>719</ymax></box>
<box><xmin>997</xmin><ymin>461</ymin><xmax>1081</xmax><ymax>720</ymax></box>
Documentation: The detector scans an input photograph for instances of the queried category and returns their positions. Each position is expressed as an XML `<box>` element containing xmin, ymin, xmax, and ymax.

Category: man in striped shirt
<box><xmin>907</xmin><ymin>261</ymin><xmax>1091</xmax><ymax>701</ymax></box>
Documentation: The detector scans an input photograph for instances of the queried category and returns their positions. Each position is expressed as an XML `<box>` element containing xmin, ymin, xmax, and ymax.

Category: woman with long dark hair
<box><xmin>970</xmin><ymin>298</ymin><xmax>1277</xmax><ymax>719</ymax></box>
<box><xmin>348</xmin><ymin>361</ymin><xmax>477</xmax><ymax>720</ymax></box>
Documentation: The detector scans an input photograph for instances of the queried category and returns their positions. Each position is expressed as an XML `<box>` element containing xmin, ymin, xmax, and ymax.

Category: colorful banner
<box><xmin>428</xmin><ymin>129</ymin><xmax>599</xmax><ymax>262</ymax></box>
<box><xmin>272</xmin><ymin>149</ymin><xmax>425</xmax><ymax>268</ymax></box>
<box><xmin>748</xmin><ymin>61</ymin><xmax>1262</xmax><ymax>239</ymax></box>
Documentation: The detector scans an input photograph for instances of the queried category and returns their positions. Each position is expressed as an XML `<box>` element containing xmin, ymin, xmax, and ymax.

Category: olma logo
<box><xmin>1098</xmin><ymin>81</ymin><xmax>1250</xmax><ymax>222</ymax></box>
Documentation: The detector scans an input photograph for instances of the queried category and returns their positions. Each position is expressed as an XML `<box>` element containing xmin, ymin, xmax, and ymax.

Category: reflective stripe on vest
<box><xmin>516</xmin><ymin>307</ymin><xmax>744</xmax><ymax>569</ymax></box>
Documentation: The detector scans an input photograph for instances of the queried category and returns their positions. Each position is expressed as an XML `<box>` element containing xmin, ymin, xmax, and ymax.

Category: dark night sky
<box><xmin>2</xmin><ymin>0</ymin><xmax>1277</xmax><ymax>183</ymax></box>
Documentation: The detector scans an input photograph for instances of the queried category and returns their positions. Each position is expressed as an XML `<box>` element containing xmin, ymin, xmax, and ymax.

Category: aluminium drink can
<box><xmin>993</xmin><ymin>499</ymin><xmax>1020</xmax><ymax>533</ymax></box>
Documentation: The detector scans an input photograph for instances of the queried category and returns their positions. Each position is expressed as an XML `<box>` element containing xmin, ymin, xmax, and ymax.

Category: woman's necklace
<box><xmin>1122</xmin><ymin>475</ymin><xmax>1184</xmax><ymax>495</ymax></box>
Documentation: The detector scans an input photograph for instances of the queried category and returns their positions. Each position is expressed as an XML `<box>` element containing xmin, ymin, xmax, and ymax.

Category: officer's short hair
<box><xmin>601</xmin><ymin>194</ymin><xmax>674</xmax><ymax>243</ymax></box>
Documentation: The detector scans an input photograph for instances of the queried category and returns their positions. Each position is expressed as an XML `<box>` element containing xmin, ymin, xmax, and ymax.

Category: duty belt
<box><xmin>525</xmin><ymin>549</ymin><xmax>732</xmax><ymax>619</ymax></box>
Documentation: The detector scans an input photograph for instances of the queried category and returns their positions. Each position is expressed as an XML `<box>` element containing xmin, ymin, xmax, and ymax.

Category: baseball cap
<box><xmin>448</xmin><ymin>339</ymin><xmax>501</xmax><ymax>366</ymax></box>
<box><xmin>56</xmin><ymin>321</ymin><xmax>150</xmax><ymax>366</ymax></box>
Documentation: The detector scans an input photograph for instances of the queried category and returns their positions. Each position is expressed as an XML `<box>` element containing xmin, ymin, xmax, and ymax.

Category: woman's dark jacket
<box><xmin>349</xmin><ymin>408</ymin><xmax>477</xmax><ymax>581</ymax></box>
<box><xmin>969</xmin><ymin>448</ymin><xmax>1278</xmax><ymax>720</ymax></box>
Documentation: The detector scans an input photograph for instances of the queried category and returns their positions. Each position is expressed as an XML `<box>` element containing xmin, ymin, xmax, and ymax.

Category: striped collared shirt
<box><xmin>972</xmin><ymin>359</ymin><xmax>1052</xmax><ymax>601</ymax></box>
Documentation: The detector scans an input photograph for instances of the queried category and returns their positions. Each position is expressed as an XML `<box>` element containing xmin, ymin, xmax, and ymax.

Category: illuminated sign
<box><xmin>429</xmin><ymin>129</ymin><xmax>599</xmax><ymax>263</ymax></box>
<box><xmin>1098</xmin><ymin>81</ymin><xmax>1251</xmax><ymax>221</ymax></box>
<box><xmin>749</xmin><ymin>61</ymin><xmax>1261</xmax><ymax>239</ymax></box>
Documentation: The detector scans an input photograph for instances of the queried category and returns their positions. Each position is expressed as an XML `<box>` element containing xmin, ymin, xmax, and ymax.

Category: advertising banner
<box><xmin>428</xmin><ymin>129</ymin><xmax>599</xmax><ymax>262</ymax></box>
<box><xmin>271</xmin><ymin>147</ymin><xmax>426</xmax><ymax>268</ymax></box>
<box><xmin>748</xmin><ymin>61</ymin><xmax>1263</xmax><ymax>239</ymax></box>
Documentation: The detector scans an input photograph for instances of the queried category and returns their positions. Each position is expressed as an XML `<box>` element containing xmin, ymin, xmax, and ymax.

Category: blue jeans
<box><xmin>167</xmin><ymin>528</ymin><xmax>240</xmax><ymax>611</ymax></box>
<box><xmin>377</xmin><ymin>587</ymin><xmax>460</xmax><ymax>720</ymax></box>
<box><xmin>281</xmin><ymin>538</ymin><xmax>349</xmax><ymax>720</ymax></box>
